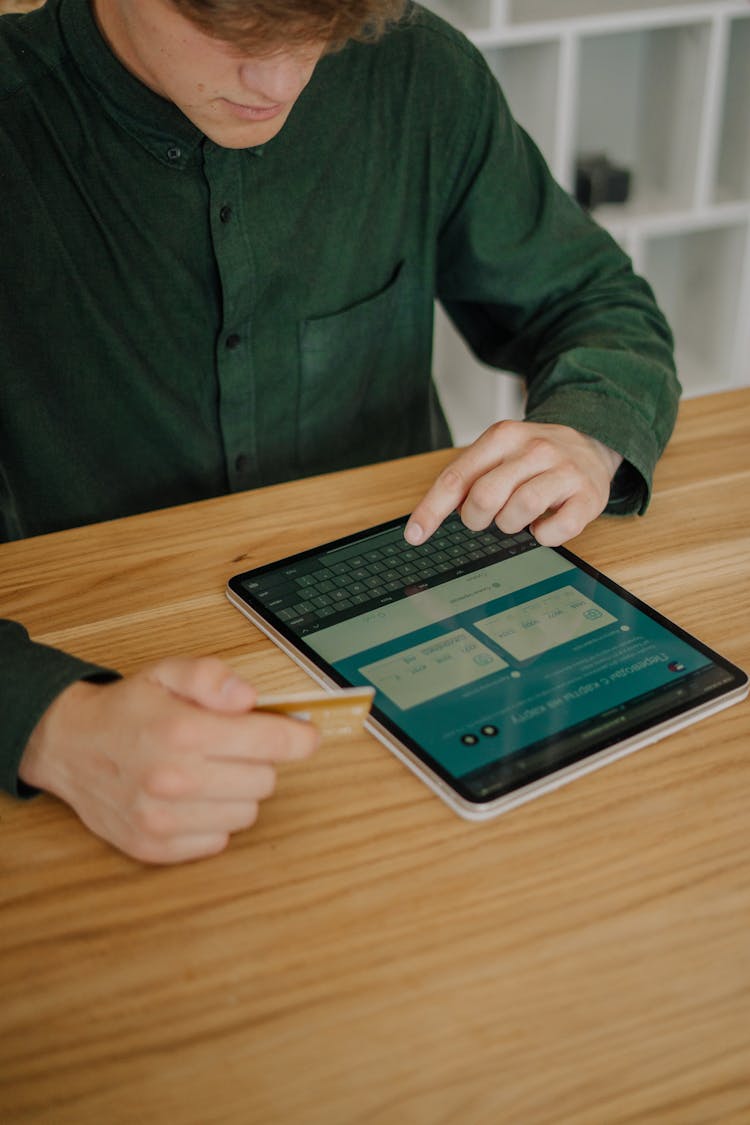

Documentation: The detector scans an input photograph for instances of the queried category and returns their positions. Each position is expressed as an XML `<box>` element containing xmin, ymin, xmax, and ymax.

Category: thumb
<box><xmin>146</xmin><ymin>657</ymin><xmax>257</xmax><ymax>714</ymax></box>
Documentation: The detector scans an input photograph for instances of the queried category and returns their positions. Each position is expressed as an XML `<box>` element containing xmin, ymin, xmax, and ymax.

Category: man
<box><xmin>0</xmin><ymin>0</ymin><xmax>679</xmax><ymax>863</ymax></box>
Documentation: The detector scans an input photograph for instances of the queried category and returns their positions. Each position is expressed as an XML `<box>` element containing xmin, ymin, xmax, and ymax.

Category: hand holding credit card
<box><xmin>255</xmin><ymin>686</ymin><xmax>375</xmax><ymax>739</ymax></box>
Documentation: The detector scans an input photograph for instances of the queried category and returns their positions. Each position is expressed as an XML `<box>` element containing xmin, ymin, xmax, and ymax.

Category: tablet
<box><xmin>226</xmin><ymin>514</ymin><xmax>748</xmax><ymax>820</ymax></box>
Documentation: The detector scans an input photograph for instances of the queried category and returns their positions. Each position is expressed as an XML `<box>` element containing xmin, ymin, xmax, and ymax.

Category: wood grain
<box><xmin>1</xmin><ymin>390</ymin><xmax>749</xmax><ymax>1124</ymax></box>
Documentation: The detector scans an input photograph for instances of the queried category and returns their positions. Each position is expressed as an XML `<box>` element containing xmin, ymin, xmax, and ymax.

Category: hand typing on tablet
<box><xmin>405</xmin><ymin>421</ymin><xmax>622</xmax><ymax>548</ymax></box>
<box><xmin>18</xmin><ymin>657</ymin><xmax>319</xmax><ymax>865</ymax></box>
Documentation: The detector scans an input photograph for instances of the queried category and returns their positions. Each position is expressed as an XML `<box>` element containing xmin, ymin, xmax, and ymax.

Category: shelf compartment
<box><xmin>716</xmin><ymin>16</ymin><xmax>750</xmax><ymax>203</ymax></box>
<box><xmin>642</xmin><ymin>221</ymin><xmax>748</xmax><ymax>395</ymax></box>
<box><xmin>575</xmin><ymin>23</ymin><xmax>711</xmax><ymax>218</ymax></box>
<box><xmin>423</xmin><ymin>0</ymin><xmax>498</xmax><ymax>34</ymax></box>
<box><xmin>485</xmin><ymin>40</ymin><xmax>561</xmax><ymax>173</ymax></box>
<box><xmin>504</xmin><ymin>0</ymin><xmax>721</xmax><ymax>23</ymax></box>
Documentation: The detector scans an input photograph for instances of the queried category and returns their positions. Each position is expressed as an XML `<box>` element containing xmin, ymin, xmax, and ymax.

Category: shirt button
<box><xmin>219</xmin><ymin>205</ymin><xmax>233</xmax><ymax>223</ymax></box>
<box><xmin>235</xmin><ymin>453</ymin><xmax>249</xmax><ymax>473</ymax></box>
<box><xmin>166</xmin><ymin>146</ymin><xmax>182</xmax><ymax>161</ymax></box>
<box><xmin>226</xmin><ymin>333</ymin><xmax>241</xmax><ymax>350</ymax></box>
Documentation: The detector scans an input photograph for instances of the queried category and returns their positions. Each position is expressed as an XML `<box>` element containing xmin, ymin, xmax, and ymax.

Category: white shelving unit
<box><xmin>431</xmin><ymin>0</ymin><xmax>750</xmax><ymax>444</ymax></box>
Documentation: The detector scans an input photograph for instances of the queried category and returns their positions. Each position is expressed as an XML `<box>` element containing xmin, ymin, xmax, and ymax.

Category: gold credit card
<box><xmin>255</xmin><ymin>686</ymin><xmax>376</xmax><ymax>739</ymax></box>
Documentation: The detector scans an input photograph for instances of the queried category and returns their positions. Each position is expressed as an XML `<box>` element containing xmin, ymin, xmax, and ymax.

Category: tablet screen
<box><xmin>228</xmin><ymin>514</ymin><xmax>746</xmax><ymax>805</ymax></box>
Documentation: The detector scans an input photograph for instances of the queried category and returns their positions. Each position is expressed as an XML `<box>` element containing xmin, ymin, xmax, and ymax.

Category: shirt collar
<box><xmin>59</xmin><ymin>0</ymin><xmax>243</xmax><ymax>168</ymax></box>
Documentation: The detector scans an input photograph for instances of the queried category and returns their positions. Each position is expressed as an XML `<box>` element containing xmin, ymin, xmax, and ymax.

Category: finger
<box><xmin>132</xmin><ymin>797</ymin><xmax>262</xmax><ymax>843</ymax></box>
<box><xmin>143</xmin><ymin>758</ymin><xmax>277</xmax><ymax>803</ymax></box>
<box><xmin>200</xmin><ymin>709</ymin><xmax>319</xmax><ymax>764</ymax></box>
<box><xmin>530</xmin><ymin>494</ymin><xmax>603</xmax><ymax>547</ymax></box>
<box><xmin>459</xmin><ymin>444</ymin><xmax>559</xmax><ymax>532</ymax></box>
<box><xmin>492</xmin><ymin>470</ymin><xmax>570</xmax><ymax>536</ymax></box>
<box><xmin>138</xmin><ymin>700</ymin><xmax>318</xmax><ymax>769</ymax></box>
<box><xmin>404</xmin><ymin>465</ymin><xmax>464</xmax><ymax>546</ymax></box>
<box><xmin>130</xmin><ymin>831</ymin><xmax>231</xmax><ymax>866</ymax></box>
<box><xmin>405</xmin><ymin>421</ymin><xmax>531</xmax><ymax>545</ymax></box>
<box><xmin>147</xmin><ymin>657</ymin><xmax>257</xmax><ymax>714</ymax></box>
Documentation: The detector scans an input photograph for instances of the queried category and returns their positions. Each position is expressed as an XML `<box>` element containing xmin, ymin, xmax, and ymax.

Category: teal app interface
<box><xmin>303</xmin><ymin>544</ymin><xmax>711</xmax><ymax>783</ymax></box>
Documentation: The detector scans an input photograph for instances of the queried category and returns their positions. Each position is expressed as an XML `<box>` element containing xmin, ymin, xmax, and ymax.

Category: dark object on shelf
<box><xmin>575</xmin><ymin>154</ymin><xmax>632</xmax><ymax>210</ymax></box>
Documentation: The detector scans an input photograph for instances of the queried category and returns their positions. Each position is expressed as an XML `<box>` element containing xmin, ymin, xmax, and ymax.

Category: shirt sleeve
<box><xmin>0</xmin><ymin>618</ymin><xmax>118</xmax><ymax>798</ymax></box>
<box><xmin>435</xmin><ymin>53</ymin><xmax>680</xmax><ymax>515</ymax></box>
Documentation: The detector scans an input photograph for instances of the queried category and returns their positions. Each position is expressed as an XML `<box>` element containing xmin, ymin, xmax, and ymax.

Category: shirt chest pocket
<box><xmin>296</xmin><ymin>261</ymin><xmax>426</xmax><ymax>476</ymax></box>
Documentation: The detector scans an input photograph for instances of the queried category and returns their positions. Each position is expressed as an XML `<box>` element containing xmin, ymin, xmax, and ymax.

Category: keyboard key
<box><xmin>296</xmin><ymin>573</ymin><xmax>318</xmax><ymax>588</ymax></box>
<box><xmin>311</xmin><ymin>594</ymin><xmax>334</xmax><ymax>609</ymax></box>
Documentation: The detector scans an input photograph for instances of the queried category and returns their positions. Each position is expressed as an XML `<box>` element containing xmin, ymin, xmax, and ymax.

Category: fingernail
<box><xmin>405</xmin><ymin>521</ymin><xmax>424</xmax><ymax>545</ymax></box>
<box><xmin>222</xmin><ymin>674</ymin><xmax>252</xmax><ymax>699</ymax></box>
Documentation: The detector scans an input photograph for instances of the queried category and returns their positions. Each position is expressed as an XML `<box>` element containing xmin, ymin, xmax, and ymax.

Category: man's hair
<box><xmin>168</xmin><ymin>0</ymin><xmax>409</xmax><ymax>52</ymax></box>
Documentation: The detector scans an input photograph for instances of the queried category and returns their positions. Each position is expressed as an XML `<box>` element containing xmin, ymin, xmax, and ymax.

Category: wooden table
<box><xmin>2</xmin><ymin>390</ymin><xmax>749</xmax><ymax>1123</ymax></box>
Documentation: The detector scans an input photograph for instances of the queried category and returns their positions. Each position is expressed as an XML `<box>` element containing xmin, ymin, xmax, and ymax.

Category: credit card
<box><xmin>255</xmin><ymin>686</ymin><xmax>376</xmax><ymax>739</ymax></box>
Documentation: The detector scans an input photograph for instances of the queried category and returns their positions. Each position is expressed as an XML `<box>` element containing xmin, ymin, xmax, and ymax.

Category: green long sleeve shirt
<box><xmin>0</xmin><ymin>0</ymin><xmax>679</xmax><ymax>797</ymax></box>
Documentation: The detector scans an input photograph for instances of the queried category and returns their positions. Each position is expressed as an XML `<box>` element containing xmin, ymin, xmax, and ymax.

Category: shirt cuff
<box><xmin>0</xmin><ymin>620</ymin><xmax>118</xmax><ymax>799</ymax></box>
<box><xmin>524</xmin><ymin>386</ymin><xmax>661</xmax><ymax>516</ymax></box>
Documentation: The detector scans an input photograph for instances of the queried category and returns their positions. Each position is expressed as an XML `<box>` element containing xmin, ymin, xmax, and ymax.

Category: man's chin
<box><xmin>197</xmin><ymin>112</ymin><xmax>290</xmax><ymax>150</ymax></box>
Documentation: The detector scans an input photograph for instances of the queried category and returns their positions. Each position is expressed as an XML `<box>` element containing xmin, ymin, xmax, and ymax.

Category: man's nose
<box><xmin>238</xmin><ymin>57</ymin><xmax>315</xmax><ymax>104</ymax></box>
